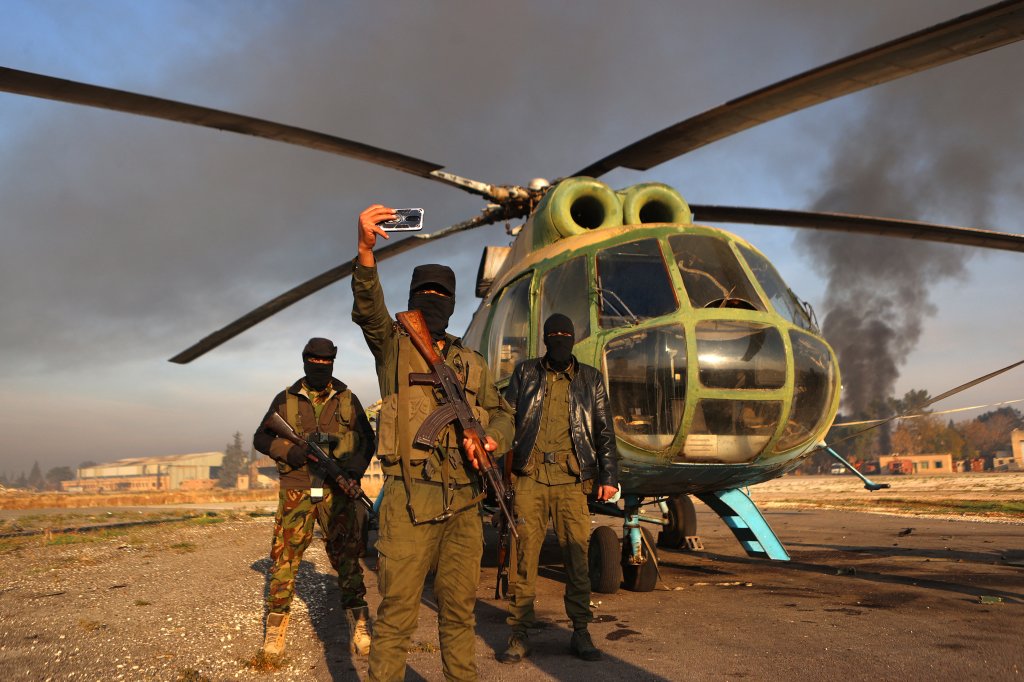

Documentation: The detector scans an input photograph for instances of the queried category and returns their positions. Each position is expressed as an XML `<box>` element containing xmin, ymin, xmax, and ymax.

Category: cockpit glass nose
<box><xmin>596</xmin><ymin>238</ymin><xmax>676</xmax><ymax>329</ymax></box>
<box><xmin>683</xmin><ymin>399</ymin><xmax>782</xmax><ymax>463</ymax></box>
<box><xmin>775</xmin><ymin>331</ymin><xmax>836</xmax><ymax>452</ymax></box>
<box><xmin>696</xmin><ymin>321</ymin><xmax>786</xmax><ymax>389</ymax></box>
<box><xmin>736</xmin><ymin>243</ymin><xmax>816</xmax><ymax>332</ymax></box>
<box><xmin>669</xmin><ymin>235</ymin><xmax>765</xmax><ymax>311</ymax></box>
<box><xmin>604</xmin><ymin>325</ymin><xmax>687</xmax><ymax>452</ymax></box>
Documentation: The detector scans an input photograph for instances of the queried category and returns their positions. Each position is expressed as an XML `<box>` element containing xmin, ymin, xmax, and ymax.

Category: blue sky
<box><xmin>1</xmin><ymin>0</ymin><xmax>1021</xmax><ymax>474</ymax></box>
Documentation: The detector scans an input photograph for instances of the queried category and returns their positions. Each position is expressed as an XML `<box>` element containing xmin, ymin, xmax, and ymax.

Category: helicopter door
<box><xmin>486</xmin><ymin>274</ymin><xmax>533</xmax><ymax>381</ymax></box>
<box><xmin>538</xmin><ymin>255</ymin><xmax>591</xmax><ymax>349</ymax></box>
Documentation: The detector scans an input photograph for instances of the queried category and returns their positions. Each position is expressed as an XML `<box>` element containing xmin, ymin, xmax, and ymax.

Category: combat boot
<box><xmin>570</xmin><ymin>628</ymin><xmax>601</xmax><ymax>661</ymax></box>
<box><xmin>498</xmin><ymin>631</ymin><xmax>531</xmax><ymax>664</ymax></box>
<box><xmin>345</xmin><ymin>606</ymin><xmax>372</xmax><ymax>656</ymax></box>
<box><xmin>263</xmin><ymin>612</ymin><xmax>290</xmax><ymax>660</ymax></box>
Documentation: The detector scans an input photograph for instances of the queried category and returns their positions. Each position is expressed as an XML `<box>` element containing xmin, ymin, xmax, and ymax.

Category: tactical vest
<box><xmin>276</xmin><ymin>386</ymin><xmax>358</xmax><ymax>478</ymax></box>
<box><xmin>376</xmin><ymin>333</ymin><xmax>490</xmax><ymax>486</ymax></box>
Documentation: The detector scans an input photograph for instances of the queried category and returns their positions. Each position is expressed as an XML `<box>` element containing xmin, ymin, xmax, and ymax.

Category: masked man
<box><xmin>253</xmin><ymin>337</ymin><xmax>376</xmax><ymax>660</ymax></box>
<box><xmin>352</xmin><ymin>204</ymin><xmax>514</xmax><ymax>682</ymax></box>
<box><xmin>499</xmin><ymin>313</ymin><xmax>618</xmax><ymax>663</ymax></box>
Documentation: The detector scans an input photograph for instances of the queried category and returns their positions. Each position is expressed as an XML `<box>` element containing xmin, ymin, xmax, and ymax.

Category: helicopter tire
<box><xmin>657</xmin><ymin>494</ymin><xmax>697</xmax><ymax>549</ymax></box>
<box><xmin>621</xmin><ymin>527</ymin><xmax>658</xmax><ymax>593</ymax></box>
<box><xmin>588</xmin><ymin>526</ymin><xmax>622</xmax><ymax>594</ymax></box>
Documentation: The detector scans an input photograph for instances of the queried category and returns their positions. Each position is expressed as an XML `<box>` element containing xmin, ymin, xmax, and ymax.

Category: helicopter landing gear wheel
<box><xmin>588</xmin><ymin>526</ymin><xmax>622</xmax><ymax>594</ymax></box>
<box><xmin>657</xmin><ymin>494</ymin><xmax>697</xmax><ymax>549</ymax></box>
<box><xmin>621</xmin><ymin>527</ymin><xmax>658</xmax><ymax>592</ymax></box>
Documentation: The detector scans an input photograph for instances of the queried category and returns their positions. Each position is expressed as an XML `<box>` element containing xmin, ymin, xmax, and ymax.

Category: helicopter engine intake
<box><xmin>619</xmin><ymin>182</ymin><xmax>691</xmax><ymax>225</ymax></box>
<box><xmin>531</xmin><ymin>176</ymin><xmax>623</xmax><ymax>248</ymax></box>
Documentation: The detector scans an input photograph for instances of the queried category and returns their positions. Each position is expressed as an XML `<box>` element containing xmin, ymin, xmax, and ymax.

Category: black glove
<box><xmin>285</xmin><ymin>445</ymin><xmax>308</xmax><ymax>468</ymax></box>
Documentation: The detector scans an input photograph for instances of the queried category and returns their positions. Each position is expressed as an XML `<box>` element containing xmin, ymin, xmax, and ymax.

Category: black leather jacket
<box><xmin>503</xmin><ymin>357</ymin><xmax>618</xmax><ymax>488</ymax></box>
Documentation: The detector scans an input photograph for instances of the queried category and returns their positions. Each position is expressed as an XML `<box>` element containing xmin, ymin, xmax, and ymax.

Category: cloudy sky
<box><xmin>1</xmin><ymin>0</ymin><xmax>1021</xmax><ymax>475</ymax></box>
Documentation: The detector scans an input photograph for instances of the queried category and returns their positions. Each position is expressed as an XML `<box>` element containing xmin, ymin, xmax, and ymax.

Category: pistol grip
<box><xmin>408</xmin><ymin>372</ymin><xmax>439</xmax><ymax>387</ymax></box>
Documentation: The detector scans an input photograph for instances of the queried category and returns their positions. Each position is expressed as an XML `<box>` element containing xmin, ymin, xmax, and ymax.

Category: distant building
<box><xmin>878</xmin><ymin>453</ymin><xmax>953</xmax><ymax>475</ymax></box>
<box><xmin>362</xmin><ymin>458</ymin><xmax>384</xmax><ymax>497</ymax></box>
<box><xmin>61</xmin><ymin>452</ymin><xmax>224</xmax><ymax>493</ymax></box>
<box><xmin>1012</xmin><ymin>429</ymin><xmax>1024</xmax><ymax>469</ymax></box>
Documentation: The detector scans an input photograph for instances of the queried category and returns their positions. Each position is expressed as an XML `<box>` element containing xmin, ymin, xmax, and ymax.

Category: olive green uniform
<box><xmin>352</xmin><ymin>261</ymin><xmax>513</xmax><ymax>682</ymax></box>
<box><xmin>508</xmin><ymin>362</ymin><xmax>594</xmax><ymax>632</ymax></box>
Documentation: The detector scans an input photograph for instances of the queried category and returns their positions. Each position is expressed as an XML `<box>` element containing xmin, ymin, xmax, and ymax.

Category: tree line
<box><xmin>803</xmin><ymin>390</ymin><xmax>1023</xmax><ymax>474</ymax></box>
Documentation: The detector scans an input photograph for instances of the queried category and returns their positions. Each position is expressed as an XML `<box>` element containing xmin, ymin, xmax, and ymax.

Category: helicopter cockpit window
<box><xmin>487</xmin><ymin>275</ymin><xmax>532</xmax><ymax>381</ymax></box>
<box><xmin>461</xmin><ymin>304</ymin><xmax>490</xmax><ymax>354</ymax></box>
<box><xmin>596</xmin><ymin>239</ymin><xmax>676</xmax><ymax>328</ymax></box>
<box><xmin>683</xmin><ymin>399</ymin><xmax>782</xmax><ymax>463</ymax></box>
<box><xmin>539</xmin><ymin>256</ymin><xmax>591</xmax><ymax>346</ymax></box>
<box><xmin>603</xmin><ymin>325</ymin><xmax>687</xmax><ymax>452</ymax></box>
<box><xmin>736</xmin><ymin>244</ymin><xmax>816</xmax><ymax>331</ymax></box>
<box><xmin>696</xmin><ymin>321</ymin><xmax>786</xmax><ymax>389</ymax></box>
<box><xmin>775</xmin><ymin>331</ymin><xmax>835</xmax><ymax>452</ymax></box>
<box><xmin>668</xmin><ymin>235</ymin><xmax>765</xmax><ymax>311</ymax></box>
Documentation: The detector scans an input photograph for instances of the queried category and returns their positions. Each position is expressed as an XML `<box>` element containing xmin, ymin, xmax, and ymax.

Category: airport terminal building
<box><xmin>61</xmin><ymin>452</ymin><xmax>224</xmax><ymax>493</ymax></box>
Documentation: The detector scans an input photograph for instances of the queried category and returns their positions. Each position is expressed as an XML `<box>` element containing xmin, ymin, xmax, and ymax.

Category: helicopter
<box><xmin>2</xmin><ymin>1</ymin><xmax>1024</xmax><ymax>594</ymax></box>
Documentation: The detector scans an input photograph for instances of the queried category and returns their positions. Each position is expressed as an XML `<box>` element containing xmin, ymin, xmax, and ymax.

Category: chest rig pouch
<box><xmin>284</xmin><ymin>387</ymin><xmax>354</xmax><ymax>499</ymax></box>
<box><xmin>380</xmin><ymin>333</ymin><xmax>490</xmax><ymax>524</ymax></box>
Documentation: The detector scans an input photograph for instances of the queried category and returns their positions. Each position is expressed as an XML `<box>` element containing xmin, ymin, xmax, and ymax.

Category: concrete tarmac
<box><xmin>462</xmin><ymin>506</ymin><xmax>1023</xmax><ymax>681</ymax></box>
<box><xmin>0</xmin><ymin>499</ymin><xmax>1019</xmax><ymax>680</ymax></box>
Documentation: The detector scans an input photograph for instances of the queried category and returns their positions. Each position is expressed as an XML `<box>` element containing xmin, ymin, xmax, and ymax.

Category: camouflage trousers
<box><xmin>267</xmin><ymin>487</ymin><xmax>368</xmax><ymax>613</ymax></box>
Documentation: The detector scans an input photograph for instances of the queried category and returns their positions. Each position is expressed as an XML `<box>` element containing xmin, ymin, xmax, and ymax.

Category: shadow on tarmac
<box><xmin>250</xmin><ymin>556</ymin><xmax>367</xmax><ymax>681</ymax></box>
<box><xmin>693</xmin><ymin>550</ymin><xmax>1024</xmax><ymax>604</ymax></box>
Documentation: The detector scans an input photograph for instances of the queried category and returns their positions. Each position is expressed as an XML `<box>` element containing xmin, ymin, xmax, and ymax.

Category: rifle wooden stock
<box><xmin>262</xmin><ymin>412</ymin><xmax>374</xmax><ymax>512</ymax></box>
<box><xmin>396</xmin><ymin>309</ymin><xmax>518</xmax><ymax>539</ymax></box>
<box><xmin>399</xmin><ymin>308</ymin><xmax>444</xmax><ymax>366</ymax></box>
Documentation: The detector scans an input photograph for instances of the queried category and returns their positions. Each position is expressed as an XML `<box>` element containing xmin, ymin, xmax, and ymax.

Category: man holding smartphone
<box><xmin>351</xmin><ymin>204</ymin><xmax>514</xmax><ymax>681</ymax></box>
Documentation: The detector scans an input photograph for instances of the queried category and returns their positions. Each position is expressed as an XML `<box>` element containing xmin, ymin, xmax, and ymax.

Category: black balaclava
<box><xmin>302</xmin><ymin>337</ymin><xmax>337</xmax><ymax>391</ymax></box>
<box><xmin>543</xmin><ymin>313</ymin><xmax>575</xmax><ymax>371</ymax></box>
<box><xmin>408</xmin><ymin>264</ymin><xmax>456</xmax><ymax>342</ymax></box>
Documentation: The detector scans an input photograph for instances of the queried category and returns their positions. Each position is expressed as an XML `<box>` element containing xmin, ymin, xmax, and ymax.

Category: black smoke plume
<box><xmin>797</xmin><ymin>106</ymin><xmax>999</xmax><ymax>419</ymax></box>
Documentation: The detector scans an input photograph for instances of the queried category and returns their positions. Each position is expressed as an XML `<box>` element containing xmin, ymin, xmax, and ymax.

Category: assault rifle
<box><xmin>395</xmin><ymin>309</ymin><xmax>517</xmax><ymax>539</ymax></box>
<box><xmin>494</xmin><ymin>450</ymin><xmax>515</xmax><ymax>598</ymax></box>
<box><xmin>262</xmin><ymin>412</ymin><xmax>374</xmax><ymax>512</ymax></box>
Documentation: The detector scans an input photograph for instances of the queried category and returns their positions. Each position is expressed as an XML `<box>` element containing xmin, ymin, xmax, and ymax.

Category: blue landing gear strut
<box><xmin>823</xmin><ymin>446</ymin><xmax>891</xmax><ymax>491</ymax></box>
<box><xmin>620</xmin><ymin>495</ymin><xmax>659</xmax><ymax>591</ymax></box>
<box><xmin>696</xmin><ymin>489</ymin><xmax>790</xmax><ymax>561</ymax></box>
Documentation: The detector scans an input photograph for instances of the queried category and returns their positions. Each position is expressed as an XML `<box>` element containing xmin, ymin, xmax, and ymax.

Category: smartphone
<box><xmin>379</xmin><ymin>208</ymin><xmax>424</xmax><ymax>232</ymax></box>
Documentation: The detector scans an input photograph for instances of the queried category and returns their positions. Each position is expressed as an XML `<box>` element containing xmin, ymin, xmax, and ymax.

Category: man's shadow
<box><xmin>474</xmin><ymin>523</ymin><xmax>673</xmax><ymax>681</ymax></box>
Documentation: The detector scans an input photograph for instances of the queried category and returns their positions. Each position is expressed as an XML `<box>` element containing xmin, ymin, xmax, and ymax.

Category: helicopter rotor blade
<box><xmin>168</xmin><ymin>208</ymin><xmax>504</xmax><ymax>364</ymax></box>
<box><xmin>691</xmin><ymin>205</ymin><xmax>1024</xmax><ymax>253</ymax></box>
<box><xmin>0</xmin><ymin>66</ymin><xmax>513</xmax><ymax>201</ymax></box>
<box><xmin>575</xmin><ymin>0</ymin><xmax>1024</xmax><ymax>178</ymax></box>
